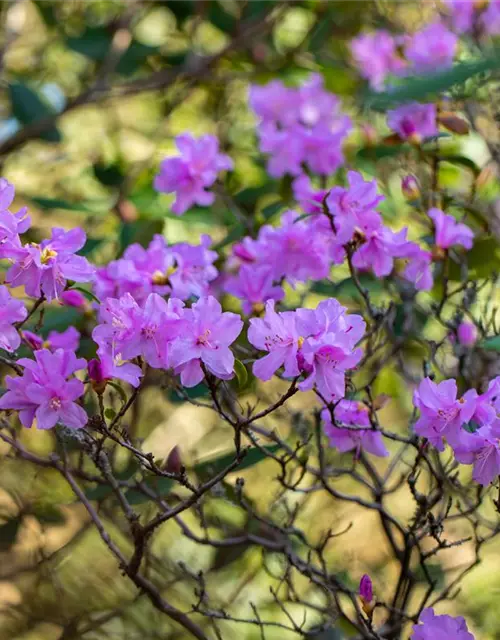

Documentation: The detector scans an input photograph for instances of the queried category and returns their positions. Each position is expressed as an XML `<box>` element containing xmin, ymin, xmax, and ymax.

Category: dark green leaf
<box><xmin>80</xmin><ymin>237</ymin><xmax>104</xmax><ymax>257</ymax></box>
<box><xmin>118</xmin><ymin>219</ymin><xmax>164</xmax><ymax>255</ymax></box>
<box><xmin>30</xmin><ymin>505</ymin><xmax>66</xmax><ymax>525</ymax></box>
<box><xmin>213</xmin><ymin>224</ymin><xmax>246</xmax><ymax>251</ymax></box>
<box><xmin>0</xmin><ymin>516</ymin><xmax>21</xmax><ymax>550</ymax></box>
<box><xmin>30</xmin><ymin>197</ymin><xmax>101</xmax><ymax>213</ymax></box>
<box><xmin>357</xmin><ymin>144</ymin><xmax>410</xmax><ymax>160</ymax></box>
<box><xmin>193</xmin><ymin>444</ymin><xmax>281</xmax><ymax>480</ymax></box>
<box><xmin>66</xmin><ymin>27</ymin><xmax>111</xmax><ymax>61</ymax></box>
<box><xmin>261</xmin><ymin>201</ymin><xmax>283</xmax><ymax>221</ymax></box>
<box><xmin>116</xmin><ymin>41</ymin><xmax>158</xmax><ymax>75</ymax></box>
<box><xmin>165</xmin><ymin>0</ymin><xmax>195</xmax><ymax>22</ymax></box>
<box><xmin>414</xmin><ymin>562</ymin><xmax>446</xmax><ymax>590</ymax></box>
<box><xmin>208</xmin><ymin>3</ymin><xmax>236</xmax><ymax>34</ymax></box>
<box><xmin>480</xmin><ymin>336</ymin><xmax>500</xmax><ymax>351</ymax></box>
<box><xmin>365</xmin><ymin>56</ymin><xmax>500</xmax><ymax>111</ymax></box>
<box><xmin>93</xmin><ymin>163</ymin><xmax>125</xmax><ymax>187</ymax></box>
<box><xmin>9</xmin><ymin>82</ymin><xmax>61</xmax><ymax>142</ymax></box>
<box><xmin>167</xmin><ymin>382</ymin><xmax>209</xmax><ymax>404</ymax></box>
<box><xmin>34</xmin><ymin>307</ymin><xmax>82</xmax><ymax>337</ymax></box>
<box><xmin>68</xmin><ymin>286</ymin><xmax>100</xmax><ymax>304</ymax></box>
<box><xmin>311</xmin><ymin>274</ymin><xmax>383</xmax><ymax>298</ymax></box>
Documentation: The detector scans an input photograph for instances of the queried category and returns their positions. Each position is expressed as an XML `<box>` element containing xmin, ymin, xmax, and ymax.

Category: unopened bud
<box><xmin>22</xmin><ymin>330</ymin><xmax>44</xmax><ymax>351</ymax></box>
<box><xmin>88</xmin><ymin>359</ymin><xmax>108</xmax><ymax>395</ymax></box>
<box><xmin>165</xmin><ymin>446</ymin><xmax>182</xmax><ymax>474</ymax></box>
<box><xmin>401</xmin><ymin>175</ymin><xmax>421</xmax><ymax>202</ymax></box>
<box><xmin>359</xmin><ymin>574</ymin><xmax>375</xmax><ymax>616</ymax></box>
<box><xmin>361</xmin><ymin>124</ymin><xmax>377</xmax><ymax>146</ymax></box>
<box><xmin>457</xmin><ymin>321</ymin><xmax>478</xmax><ymax>347</ymax></box>
<box><xmin>60</xmin><ymin>289</ymin><xmax>89</xmax><ymax>311</ymax></box>
<box><xmin>438</xmin><ymin>113</ymin><xmax>470</xmax><ymax>135</ymax></box>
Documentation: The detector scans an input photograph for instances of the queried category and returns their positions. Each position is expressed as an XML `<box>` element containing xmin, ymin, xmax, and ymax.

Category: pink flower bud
<box><xmin>457</xmin><ymin>321</ymin><xmax>478</xmax><ymax>347</ymax></box>
<box><xmin>88</xmin><ymin>359</ymin><xmax>107</xmax><ymax>394</ymax></box>
<box><xmin>401</xmin><ymin>175</ymin><xmax>420</xmax><ymax>201</ymax></box>
<box><xmin>60</xmin><ymin>290</ymin><xmax>87</xmax><ymax>309</ymax></box>
<box><xmin>359</xmin><ymin>574</ymin><xmax>373</xmax><ymax>603</ymax></box>
<box><xmin>164</xmin><ymin>446</ymin><xmax>182</xmax><ymax>474</ymax></box>
<box><xmin>21</xmin><ymin>330</ymin><xmax>44</xmax><ymax>351</ymax></box>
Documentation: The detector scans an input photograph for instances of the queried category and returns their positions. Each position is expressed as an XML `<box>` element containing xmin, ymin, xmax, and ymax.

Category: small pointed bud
<box><xmin>438</xmin><ymin>113</ymin><xmax>470</xmax><ymax>135</ymax></box>
<box><xmin>165</xmin><ymin>446</ymin><xmax>182</xmax><ymax>474</ymax></box>
<box><xmin>361</xmin><ymin>124</ymin><xmax>378</xmax><ymax>146</ymax></box>
<box><xmin>359</xmin><ymin>574</ymin><xmax>375</xmax><ymax>616</ymax></box>
<box><xmin>21</xmin><ymin>330</ymin><xmax>44</xmax><ymax>351</ymax></box>
<box><xmin>372</xmin><ymin>394</ymin><xmax>391</xmax><ymax>411</ymax></box>
<box><xmin>88</xmin><ymin>359</ymin><xmax>108</xmax><ymax>395</ymax></box>
<box><xmin>60</xmin><ymin>289</ymin><xmax>87</xmax><ymax>309</ymax></box>
<box><xmin>381</xmin><ymin>133</ymin><xmax>403</xmax><ymax>146</ymax></box>
<box><xmin>401</xmin><ymin>175</ymin><xmax>421</xmax><ymax>202</ymax></box>
<box><xmin>457</xmin><ymin>321</ymin><xmax>478</xmax><ymax>347</ymax></box>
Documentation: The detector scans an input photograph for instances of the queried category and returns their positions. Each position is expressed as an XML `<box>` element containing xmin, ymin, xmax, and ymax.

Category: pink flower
<box><xmin>402</xmin><ymin>246</ymin><xmax>433</xmax><ymax>291</ymax></box>
<box><xmin>387</xmin><ymin>103</ymin><xmax>438</xmax><ymax>143</ymax></box>
<box><xmin>248</xmin><ymin>300</ymin><xmax>301</xmax><ymax>381</ymax></box>
<box><xmin>292</xmin><ymin>175</ymin><xmax>327</xmax><ymax>215</ymax></box>
<box><xmin>0</xmin><ymin>348</ymin><xmax>87</xmax><ymax>430</ymax></box>
<box><xmin>296</xmin><ymin>299</ymin><xmax>365</xmax><ymax>401</ymax></box>
<box><xmin>0</xmin><ymin>178</ymin><xmax>30</xmax><ymax>259</ymax></box>
<box><xmin>322</xmin><ymin>401</ymin><xmax>388</xmax><ymax>457</ymax></box>
<box><xmin>326</xmin><ymin>171</ymin><xmax>384</xmax><ymax>244</ymax></box>
<box><xmin>453</xmin><ymin>425</ymin><xmax>500</xmax><ymax>486</ymax></box>
<box><xmin>479</xmin><ymin>1</ymin><xmax>500</xmax><ymax>36</ymax></box>
<box><xmin>168</xmin><ymin>296</ymin><xmax>243</xmax><ymax>387</ymax></box>
<box><xmin>224</xmin><ymin>264</ymin><xmax>284</xmax><ymax>315</ymax></box>
<box><xmin>443</xmin><ymin>0</ymin><xmax>475</xmax><ymax>33</ymax></box>
<box><xmin>154</xmin><ymin>134</ymin><xmax>233</xmax><ymax>215</ymax></box>
<box><xmin>405</xmin><ymin>22</ymin><xmax>458</xmax><ymax>72</ymax></box>
<box><xmin>0</xmin><ymin>285</ymin><xmax>26</xmax><ymax>352</ymax></box>
<box><xmin>249</xmin><ymin>80</ymin><xmax>298</xmax><ymax>127</ymax></box>
<box><xmin>6</xmin><ymin>227</ymin><xmax>95</xmax><ymax>301</ymax></box>
<box><xmin>352</xmin><ymin>214</ymin><xmax>411</xmax><ymax>277</ymax></box>
<box><xmin>350</xmin><ymin>31</ymin><xmax>405</xmax><ymax>90</ymax></box>
<box><xmin>89</xmin><ymin>353</ymin><xmax>142</xmax><ymax>389</ymax></box>
<box><xmin>413</xmin><ymin>378</ymin><xmax>477</xmax><ymax>450</ymax></box>
<box><xmin>457</xmin><ymin>321</ymin><xmax>478</xmax><ymax>346</ymax></box>
<box><xmin>411</xmin><ymin>607</ymin><xmax>474</xmax><ymax>639</ymax></box>
<box><xmin>169</xmin><ymin>235</ymin><xmax>218</xmax><ymax>300</ymax></box>
<box><xmin>428</xmin><ymin>208</ymin><xmax>474</xmax><ymax>250</ymax></box>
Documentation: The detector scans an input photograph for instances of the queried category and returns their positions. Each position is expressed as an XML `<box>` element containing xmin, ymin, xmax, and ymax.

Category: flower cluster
<box><xmin>93</xmin><ymin>234</ymin><xmax>218</xmax><ymax>304</ymax></box>
<box><xmin>154</xmin><ymin>133</ymin><xmax>233</xmax><ymax>215</ymax></box>
<box><xmin>250</xmin><ymin>74</ymin><xmax>351</xmax><ymax>177</ymax></box>
<box><xmin>248</xmin><ymin>299</ymin><xmax>365</xmax><ymax>401</ymax></box>
<box><xmin>93</xmin><ymin>293</ymin><xmax>242</xmax><ymax>388</ymax></box>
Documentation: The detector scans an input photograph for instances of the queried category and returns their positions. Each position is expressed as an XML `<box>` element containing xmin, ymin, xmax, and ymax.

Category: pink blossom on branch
<box><xmin>405</xmin><ymin>22</ymin><xmax>458</xmax><ymax>72</ymax></box>
<box><xmin>0</xmin><ymin>285</ymin><xmax>27</xmax><ymax>353</ymax></box>
<box><xmin>322</xmin><ymin>401</ymin><xmax>388</xmax><ymax>457</ymax></box>
<box><xmin>154</xmin><ymin>133</ymin><xmax>233</xmax><ymax>215</ymax></box>
<box><xmin>428</xmin><ymin>208</ymin><xmax>474</xmax><ymax>250</ymax></box>
<box><xmin>387</xmin><ymin>103</ymin><xmax>438</xmax><ymax>143</ymax></box>
<box><xmin>0</xmin><ymin>348</ymin><xmax>87</xmax><ymax>430</ymax></box>
<box><xmin>411</xmin><ymin>607</ymin><xmax>474</xmax><ymax>639</ymax></box>
<box><xmin>350</xmin><ymin>30</ymin><xmax>406</xmax><ymax>91</ymax></box>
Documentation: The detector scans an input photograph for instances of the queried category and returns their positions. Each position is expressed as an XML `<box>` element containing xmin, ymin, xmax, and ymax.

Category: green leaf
<box><xmin>0</xmin><ymin>516</ymin><xmax>21</xmax><ymax>550</ymax></box>
<box><xmin>357</xmin><ymin>144</ymin><xmax>410</xmax><ymax>160</ymax></box>
<box><xmin>193</xmin><ymin>444</ymin><xmax>281</xmax><ymax>480</ymax></box>
<box><xmin>365</xmin><ymin>56</ymin><xmax>500</xmax><ymax>111</ymax></box>
<box><xmin>208</xmin><ymin>3</ymin><xmax>236</xmax><ymax>34</ymax></box>
<box><xmin>9</xmin><ymin>82</ymin><xmax>61</xmax><ymax>142</ymax></box>
<box><xmin>68</xmin><ymin>286</ymin><xmax>100</xmax><ymax>304</ymax></box>
<box><xmin>213</xmin><ymin>224</ymin><xmax>246</xmax><ymax>251</ymax></box>
<box><xmin>414</xmin><ymin>562</ymin><xmax>446</xmax><ymax>590</ymax></box>
<box><xmin>480</xmin><ymin>336</ymin><xmax>500</xmax><ymax>351</ymax></box>
<box><xmin>30</xmin><ymin>197</ymin><xmax>101</xmax><ymax>213</ymax></box>
<box><xmin>67</xmin><ymin>27</ymin><xmax>111</xmax><ymax>60</ymax></box>
<box><xmin>93</xmin><ymin>163</ymin><xmax>125</xmax><ymax>187</ymax></box>
<box><xmin>116</xmin><ymin>41</ymin><xmax>158</xmax><ymax>75</ymax></box>
<box><xmin>30</xmin><ymin>505</ymin><xmax>66</xmax><ymax>525</ymax></box>
<box><xmin>165</xmin><ymin>0</ymin><xmax>195</xmax><ymax>22</ymax></box>
<box><xmin>80</xmin><ymin>237</ymin><xmax>104</xmax><ymax>257</ymax></box>
<box><xmin>435</xmin><ymin>154</ymin><xmax>479</xmax><ymax>175</ymax></box>
<box><xmin>311</xmin><ymin>274</ymin><xmax>383</xmax><ymax>298</ymax></box>
<box><xmin>34</xmin><ymin>307</ymin><xmax>82</xmax><ymax>336</ymax></box>
<box><xmin>167</xmin><ymin>382</ymin><xmax>209</xmax><ymax>404</ymax></box>
<box><xmin>233</xmin><ymin>359</ymin><xmax>248</xmax><ymax>389</ymax></box>
<box><xmin>448</xmin><ymin>236</ymin><xmax>500</xmax><ymax>281</ymax></box>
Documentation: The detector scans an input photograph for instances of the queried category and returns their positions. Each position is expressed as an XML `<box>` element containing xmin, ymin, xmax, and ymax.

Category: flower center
<box><xmin>197</xmin><ymin>329</ymin><xmax>212</xmax><ymax>346</ymax></box>
<box><xmin>40</xmin><ymin>248</ymin><xmax>58</xmax><ymax>264</ymax></box>
<box><xmin>297</xmin><ymin>336</ymin><xmax>305</xmax><ymax>348</ymax></box>
<box><xmin>50</xmin><ymin>397</ymin><xmax>62</xmax><ymax>411</ymax></box>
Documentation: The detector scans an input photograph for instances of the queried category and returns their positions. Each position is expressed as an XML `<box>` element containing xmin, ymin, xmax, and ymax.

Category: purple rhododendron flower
<box><xmin>351</xmin><ymin>213</ymin><xmax>411</xmax><ymax>278</ymax></box>
<box><xmin>251</xmin><ymin>74</ymin><xmax>351</xmax><ymax>177</ymax></box>
<box><xmin>402</xmin><ymin>246</ymin><xmax>434</xmax><ymax>291</ymax></box>
<box><xmin>292</xmin><ymin>175</ymin><xmax>327</xmax><ymax>215</ymax></box>
<box><xmin>0</xmin><ymin>178</ymin><xmax>31</xmax><ymax>259</ymax></box>
<box><xmin>6</xmin><ymin>227</ymin><xmax>95</xmax><ymax>301</ymax></box>
<box><xmin>322</xmin><ymin>401</ymin><xmax>388</xmax><ymax>457</ymax></box>
<box><xmin>224</xmin><ymin>264</ymin><xmax>284</xmax><ymax>315</ymax></box>
<box><xmin>387</xmin><ymin>103</ymin><xmax>438</xmax><ymax>142</ymax></box>
<box><xmin>453</xmin><ymin>425</ymin><xmax>500</xmax><ymax>486</ymax></box>
<box><xmin>154</xmin><ymin>133</ymin><xmax>233</xmax><ymax>215</ymax></box>
<box><xmin>0</xmin><ymin>285</ymin><xmax>27</xmax><ymax>353</ymax></box>
<box><xmin>411</xmin><ymin>607</ymin><xmax>474</xmax><ymax>639</ymax></box>
<box><xmin>350</xmin><ymin>31</ymin><xmax>405</xmax><ymax>90</ymax></box>
<box><xmin>326</xmin><ymin>171</ymin><xmax>384</xmax><ymax>244</ymax></box>
<box><xmin>93</xmin><ymin>234</ymin><xmax>218</xmax><ymax>305</ymax></box>
<box><xmin>479</xmin><ymin>0</ymin><xmax>500</xmax><ymax>35</ymax></box>
<box><xmin>443</xmin><ymin>0</ymin><xmax>475</xmax><ymax>33</ymax></box>
<box><xmin>168</xmin><ymin>296</ymin><xmax>243</xmax><ymax>387</ymax></box>
<box><xmin>428</xmin><ymin>208</ymin><xmax>474</xmax><ymax>250</ymax></box>
<box><xmin>89</xmin><ymin>353</ymin><xmax>143</xmax><ymax>388</ymax></box>
<box><xmin>413</xmin><ymin>378</ymin><xmax>477</xmax><ymax>450</ymax></box>
<box><xmin>248</xmin><ymin>300</ymin><xmax>301</xmax><ymax>381</ymax></box>
<box><xmin>23</xmin><ymin>327</ymin><xmax>81</xmax><ymax>352</ymax></box>
<box><xmin>296</xmin><ymin>299</ymin><xmax>365</xmax><ymax>401</ymax></box>
<box><xmin>0</xmin><ymin>348</ymin><xmax>87</xmax><ymax>430</ymax></box>
<box><xmin>405</xmin><ymin>22</ymin><xmax>458</xmax><ymax>72</ymax></box>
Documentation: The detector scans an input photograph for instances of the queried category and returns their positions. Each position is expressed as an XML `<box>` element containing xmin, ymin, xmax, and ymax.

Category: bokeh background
<box><xmin>0</xmin><ymin>1</ymin><xmax>500</xmax><ymax>639</ymax></box>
